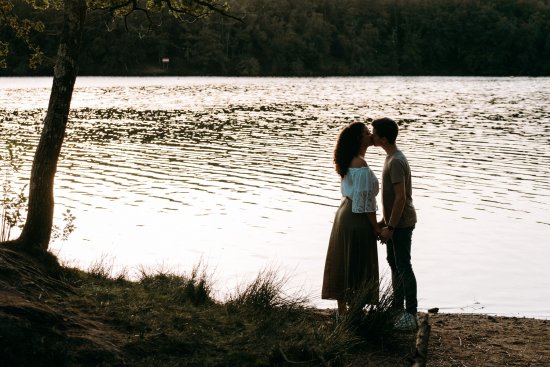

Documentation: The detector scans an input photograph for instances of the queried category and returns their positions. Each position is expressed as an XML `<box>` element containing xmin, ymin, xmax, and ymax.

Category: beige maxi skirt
<box><xmin>321</xmin><ymin>197</ymin><xmax>379</xmax><ymax>303</ymax></box>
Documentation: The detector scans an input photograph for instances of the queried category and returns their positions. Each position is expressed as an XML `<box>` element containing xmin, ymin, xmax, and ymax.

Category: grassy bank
<box><xmin>0</xmin><ymin>247</ymin><xmax>415</xmax><ymax>366</ymax></box>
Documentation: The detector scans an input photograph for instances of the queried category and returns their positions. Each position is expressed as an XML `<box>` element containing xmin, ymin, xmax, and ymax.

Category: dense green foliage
<box><xmin>2</xmin><ymin>0</ymin><xmax>549</xmax><ymax>76</ymax></box>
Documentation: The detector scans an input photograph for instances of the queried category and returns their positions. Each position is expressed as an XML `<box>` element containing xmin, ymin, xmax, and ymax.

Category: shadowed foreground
<box><xmin>0</xmin><ymin>247</ymin><xmax>547</xmax><ymax>366</ymax></box>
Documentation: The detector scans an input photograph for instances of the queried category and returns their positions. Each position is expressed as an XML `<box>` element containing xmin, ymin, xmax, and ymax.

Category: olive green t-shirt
<box><xmin>381</xmin><ymin>149</ymin><xmax>417</xmax><ymax>228</ymax></box>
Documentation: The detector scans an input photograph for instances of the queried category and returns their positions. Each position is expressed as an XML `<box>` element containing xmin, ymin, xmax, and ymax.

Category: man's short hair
<box><xmin>372</xmin><ymin>117</ymin><xmax>398</xmax><ymax>144</ymax></box>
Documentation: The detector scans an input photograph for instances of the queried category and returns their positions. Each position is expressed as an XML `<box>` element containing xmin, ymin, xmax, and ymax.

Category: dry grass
<box><xmin>7</xmin><ymin>248</ymin><xmax>547</xmax><ymax>366</ymax></box>
<box><xmin>0</xmin><ymin>248</ymin><xmax>415</xmax><ymax>366</ymax></box>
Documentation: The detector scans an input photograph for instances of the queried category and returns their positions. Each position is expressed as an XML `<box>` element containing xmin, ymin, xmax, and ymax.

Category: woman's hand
<box><xmin>375</xmin><ymin>226</ymin><xmax>385</xmax><ymax>244</ymax></box>
<box><xmin>379</xmin><ymin>226</ymin><xmax>393</xmax><ymax>243</ymax></box>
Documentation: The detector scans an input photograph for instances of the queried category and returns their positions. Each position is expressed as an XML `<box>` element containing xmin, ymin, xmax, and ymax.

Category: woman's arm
<box><xmin>368</xmin><ymin>212</ymin><xmax>381</xmax><ymax>237</ymax></box>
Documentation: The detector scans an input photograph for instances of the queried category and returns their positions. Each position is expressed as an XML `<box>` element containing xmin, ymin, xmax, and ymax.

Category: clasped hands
<box><xmin>375</xmin><ymin>221</ymin><xmax>393</xmax><ymax>244</ymax></box>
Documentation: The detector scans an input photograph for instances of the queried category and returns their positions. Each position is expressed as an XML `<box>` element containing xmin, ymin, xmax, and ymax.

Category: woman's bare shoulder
<box><xmin>350</xmin><ymin>156</ymin><xmax>368</xmax><ymax>168</ymax></box>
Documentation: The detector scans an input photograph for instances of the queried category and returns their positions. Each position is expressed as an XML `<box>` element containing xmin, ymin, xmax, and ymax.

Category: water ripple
<box><xmin>2</xmin><ymin>76</ymin><xmax>550</xmax><ymax>317</ymax></box>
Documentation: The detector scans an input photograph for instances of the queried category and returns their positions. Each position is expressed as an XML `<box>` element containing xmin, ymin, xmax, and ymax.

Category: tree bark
<box><xmin>11</xmin><ymin>0</ymin><xmax>87</xmax><ymax>252</ymax></box>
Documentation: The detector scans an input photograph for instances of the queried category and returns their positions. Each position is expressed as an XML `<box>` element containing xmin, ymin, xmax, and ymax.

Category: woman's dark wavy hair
<box><xmin>334</xmin><ymin>122</ymin><xmax>365</xmax><ymax>178</ymax></box>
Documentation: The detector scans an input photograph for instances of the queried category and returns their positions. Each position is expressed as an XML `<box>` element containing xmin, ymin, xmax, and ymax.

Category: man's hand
<box><xmin>379</xmin><ymin>226</ymin><xmax>393</xmax><ymax>243</ymax></box>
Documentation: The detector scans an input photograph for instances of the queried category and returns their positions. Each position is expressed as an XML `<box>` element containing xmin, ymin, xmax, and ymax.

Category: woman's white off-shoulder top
<box><xmin>341</xmin><ymin>167</ymin><xmax>379</xmax><ymax>213</ymax></box>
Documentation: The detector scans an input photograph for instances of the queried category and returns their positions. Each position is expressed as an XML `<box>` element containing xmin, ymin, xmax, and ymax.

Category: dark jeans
<box><xmin>386</xmin><ymin>226</ymin><xmax>417</xmax><ymax>314</ymax></box>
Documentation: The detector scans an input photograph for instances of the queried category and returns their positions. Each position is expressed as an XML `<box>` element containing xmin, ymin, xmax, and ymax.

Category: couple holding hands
<box><xmin>322</xmin><ymin>117</ymin><xmax>418</xmax><ymax>331</ymax></box>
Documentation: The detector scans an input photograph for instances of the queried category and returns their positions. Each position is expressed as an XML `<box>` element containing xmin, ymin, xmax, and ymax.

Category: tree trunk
<box><xmin>12</xmin><ymin>0</ymin><xmax>86</xmax><ymax>253</ymax></box>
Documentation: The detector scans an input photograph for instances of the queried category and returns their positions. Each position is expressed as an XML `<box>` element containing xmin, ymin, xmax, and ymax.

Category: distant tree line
<box><xmin>2</xmin><ymin>0</ymin><xmax>549</xmax><ymax>76</ymax></box>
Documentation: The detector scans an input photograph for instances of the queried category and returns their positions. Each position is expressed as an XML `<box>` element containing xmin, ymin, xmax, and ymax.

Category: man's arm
<box><xmin>388</xmin><ymin>181</ymin><xmax>406</xmax><ymax>228</ymax></box>
<box><xmin>380</xmin><ymin>181</ymin><xmax>406</xmax><ymax>241</ymax></box>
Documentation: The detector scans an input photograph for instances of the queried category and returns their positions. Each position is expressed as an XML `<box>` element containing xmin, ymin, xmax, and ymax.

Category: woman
<box><xmin>322</xmin><ymin>122</ymin><xmax>380</xmax><ymax>315</ymax></box>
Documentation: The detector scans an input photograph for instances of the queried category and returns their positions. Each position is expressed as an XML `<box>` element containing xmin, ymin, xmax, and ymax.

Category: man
<box><xmin>372</xmin><ymin>117</ymin><xmax>418</xmax><ymax>331</ymax></box>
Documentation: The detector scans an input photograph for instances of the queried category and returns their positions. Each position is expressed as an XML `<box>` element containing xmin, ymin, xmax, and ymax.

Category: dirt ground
<box><xmin>330</xmin><ymin>311</ymin><xmax>549</xmax><ymax>367</ymax></box>
<box><xmin>426</xmin><ymin>312</ymin><xmax>549</xmax><ymax>367</ymax></box>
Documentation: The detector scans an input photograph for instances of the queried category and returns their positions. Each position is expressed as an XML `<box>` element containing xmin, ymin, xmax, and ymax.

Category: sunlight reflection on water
<box><xmin>1</xmin><ymin>76</ymin><xmax>549</xmax><ymax>318</ymax></box>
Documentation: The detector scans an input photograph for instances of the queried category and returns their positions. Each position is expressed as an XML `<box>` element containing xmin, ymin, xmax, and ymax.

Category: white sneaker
<box><xmin>394</xmin><ymin>312</ymin><xmax>418</xmax><ymax>331</ymax></box>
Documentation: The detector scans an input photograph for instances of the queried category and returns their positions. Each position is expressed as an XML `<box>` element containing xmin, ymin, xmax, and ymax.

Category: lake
<box><xmin>1</xmin><ymin>76</ymin><xmax>549</xmax><ymax>318</ymax></box>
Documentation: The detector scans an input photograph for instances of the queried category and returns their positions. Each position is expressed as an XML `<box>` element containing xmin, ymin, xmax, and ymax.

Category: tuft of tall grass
<box><xmin>337</xmin><ymin>276</ymin><xmax>402</xmax><ymax>344</ymax></box>
<box><xmin>222</xmin><ymin>267</ymin><xmax>366</xmax><ymax>365</ymax></box>
<box><xmin>227</xmin><ymin>267</ymin><xmax>308</xmax><ymax>312</ymax></box>
<box><xmin>136</xmin><ymin>262</ymin><xmax>213</xmax><ymax>307</ymax></box>
<box><xmin>87</xmin><ymin>254</ymin><xmax>117</xmax><ymax>279</ymax></box>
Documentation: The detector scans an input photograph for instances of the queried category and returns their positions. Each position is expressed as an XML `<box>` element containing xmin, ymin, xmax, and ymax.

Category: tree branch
<box><xmin>191</xmin><ymin>0</ymin><xmax>244</xmax><ymax>23</ymax></box>
<box><xmin>96</xmin><ymin>0</ymin><xmax>243</xmax><ymax>31</ymax></box>
<box><xmin>123</xmin><ymin>0</ymin><xmax>153</xmax><ymax>32</ymax></box>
